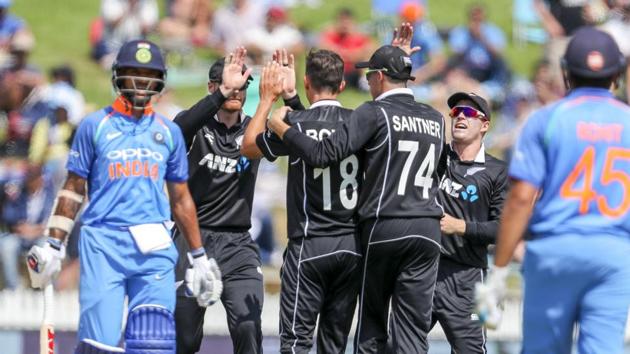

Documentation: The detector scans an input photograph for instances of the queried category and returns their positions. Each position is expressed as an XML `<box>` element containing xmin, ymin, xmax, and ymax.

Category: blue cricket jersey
<box><xmin>67</xmin><ymin>97</ymin><xmax>188</xmax><ymax>227</ymax></box>
<box><xmin>510</xmin><ymin>87</ymin><xmax>630</xmax><ymax>239</ymax></box>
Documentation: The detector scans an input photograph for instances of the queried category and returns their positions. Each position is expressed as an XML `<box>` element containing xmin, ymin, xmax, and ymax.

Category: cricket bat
<box><xmin>40</xmin><ymin>283</ymin><xmax>55</xmax><ymax>354</ymax></box>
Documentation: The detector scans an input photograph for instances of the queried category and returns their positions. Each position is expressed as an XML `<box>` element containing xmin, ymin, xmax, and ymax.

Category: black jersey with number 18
<box><xmin>256</xmin><ymin>100</ymin><xmax>359</xmax><ymax>238</ymax></box>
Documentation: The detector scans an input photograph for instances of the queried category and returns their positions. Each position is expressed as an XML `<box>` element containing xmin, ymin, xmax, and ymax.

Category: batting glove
<box><xmin>185</xmin><ymin>250</ymin><xmax>223</xmax><ymax>307</ymax></box>
<box><xmin>474</xmin><ymin>265</ymin><xmax>509</xmax><ymax>329</ymax></box>
<box><xmin>26</xmin><ymin>237</ymin><xmax>66</xmax><ymax>289</ymax></box>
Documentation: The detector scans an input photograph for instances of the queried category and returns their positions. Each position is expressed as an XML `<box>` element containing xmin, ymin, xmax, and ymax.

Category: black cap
<box><xmin>208</xmin><ymin>57</ymin><xmax>254</xmax><ymax>84</ymax></box>
<box><xmin>355</xmin><ymin>45</ymin><xmax>415</xmax><ymax>81</ymax></box>
<box><xmin>113</xmin><ymin>39</ymin><xmax>166</xmax><ymax>74</ymax></box>
<box><xmin>563</xmin><ymin>26</ymin><xmax>624</xmax><ymax>79</ymax></box>
<box><xmin>447</xmin><ymin>92</ymin><xmax>491</xmax><ymax>120</ymax></box>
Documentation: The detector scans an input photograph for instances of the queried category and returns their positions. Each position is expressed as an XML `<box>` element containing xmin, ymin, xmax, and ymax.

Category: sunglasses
<box><xmin>365</xmin><ymin>68</ymin><xmax>388</xmax><ymax>79</ymax></box>
<box><xmin>449</xmin><ymin>106</ymin><xmax>487</xmax><ymax>120</ymax></box>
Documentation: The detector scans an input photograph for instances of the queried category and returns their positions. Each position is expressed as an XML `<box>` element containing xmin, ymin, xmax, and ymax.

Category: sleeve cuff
<box><xmin>255</xmin><ymin>133</ymin><xmax>278</xmax><ymax>162</ymax></box>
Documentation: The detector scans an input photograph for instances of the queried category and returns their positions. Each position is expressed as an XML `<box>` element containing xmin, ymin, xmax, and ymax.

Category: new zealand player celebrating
<box><xmin>477</xmin><ymin>27</ymin><xmax>630</xmax><ymax>353</ymax></box>
<box><xmin>172</xmin><ymin>47</ymin><xmax>299</xmax><ymax>354</ymax></box>
<box><xmin>241</xmin><ymin>49</ymin><xmax>362</xmax><ymax>354</ymax></box>
<box><xmin>429</xmin><ymin>92</ymin><xmax>507</xmax><ymax>353</ymax></box>
<box><xmin>268</xmin><ymin>43</ymin><xmax>446</xmax><ymax>353</ymax></box>
<box><xmin>26</xmin><ymin>40</ymin><xmax>220</xmax><ymax>354</ymax></box>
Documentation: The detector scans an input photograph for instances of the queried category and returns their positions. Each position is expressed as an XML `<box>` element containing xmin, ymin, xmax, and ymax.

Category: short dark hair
<box><xmin>305</xmin><ymin>49</ymin><xmax>344</xmax><ymax>94</ymax></box>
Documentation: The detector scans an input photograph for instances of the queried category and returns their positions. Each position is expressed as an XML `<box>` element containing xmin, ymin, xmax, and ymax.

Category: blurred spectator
<box><xmin>0</xmin><ymin>31</ymin><xmax>47</xmax><ymax>159</ymax></box>
<box><xmin>489</xmin><ymin>59</ymin><xmax>562</xmax><ymax>160</ymax></box>
<box><xmin>91</xmin><ymin>0</ymin><xmax>159</xmax><ymax>69</ymax></box>
<box><xmin>0</xmin><ymin>165</ymin><xmax>55</xmax><ymax>290</ymax></box>
<box><xmin>447</xmin><ymin>3</ymin><xmax>510</xmax><ymax>102</ymax></box>
<box><xmin>319</xmin><ymin>7</ymin><xmax>375</xmax><ymax>89</ymax></box>
<box><xmin>396</xmin><ymin>1</ymin><xmax>446</xmax><ymax>85</ymax></box>
<box><xmin>244</xmin><ymin>6</ymin><xmax>304</xmax><ymax>64</ymax></box>
<box><xmin>600</xmin><ymin>0</ymin><xmax>630</xmax><ymax>102</ymax></box>
<box><xmin>533</xmin><ymin>0</ymin><xmax>606</xmax><ymax>86</ymax></box>
<box><xmin>158</xmin><ymin>0</ymin><xmax>211</xmax><ymax>48</ymax></box>
<box><xmin>29</xmin><ymin>86</ymin><xmax>78</xmax><ymax>190</ymax></box>
<box><xmin>210</xmin><ymin>0</ymin><xmax>266</xmax><ymax>53</ymax></box>
<box><xmin>46</xmin><ymin>65</ymin><xmax>85</xmax><ymax>125</ymax></box>
<box><xmin>0</xmin><ymin>0</ymin><xmax>25</xmax><ymax>66</ymax></box>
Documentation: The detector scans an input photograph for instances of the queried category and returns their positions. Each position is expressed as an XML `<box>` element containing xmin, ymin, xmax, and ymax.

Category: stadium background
<box><xmin>0</xmin><ymin>0</ymin><xmax>628</xmax><ymax>353</ymax></box>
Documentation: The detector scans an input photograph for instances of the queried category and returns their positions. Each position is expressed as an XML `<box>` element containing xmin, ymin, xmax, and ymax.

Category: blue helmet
<box><xmin>112</xmin><ymin>39</ymin><xmax>167</xmax><ymax>109</ymax></box>
<box><xmin>562</xmin><ymin>27</ymin><xmax>625</xmax><ymax>79</ymax></box>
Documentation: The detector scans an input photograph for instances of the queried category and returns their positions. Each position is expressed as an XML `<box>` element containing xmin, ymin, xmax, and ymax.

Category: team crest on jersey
<box><xmin>464</xmin><ymin>167</ymin><xmax>485</xmax><ymax>177</ymax></box>
<box><xmin>235</xmin><ymin>135</ymin><xmax>244</xmax><ymax>148</ymax></box>
<box><xmin>154</xmin><ymin>132</ymin><xmax>164</xmax><ymax>144</ymax></box>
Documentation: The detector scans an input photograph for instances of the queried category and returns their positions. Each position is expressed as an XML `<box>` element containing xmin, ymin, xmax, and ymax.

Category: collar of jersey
<box><xmin>567</xmin><ymin>87</ymin><xmax>614</xmax><ymax>99</ymax></box>
<box><xmin>309</xmin><ymin>99</ymin><xmax>342</xmax><ymax>109</ymax></box>
<box><xmin>448</xmin><ymin>143</ymin><xmax>485</xmax><ymax>164</ymax></box>
<box><xmin>375</xmin><ymin>88</ymin><xmax>414</xmax><ymax>101</ymax></box>
<box><xmin>111</xmin><ymin>96</ymin><xmax>154</xmax><ymax>117</ymax></box>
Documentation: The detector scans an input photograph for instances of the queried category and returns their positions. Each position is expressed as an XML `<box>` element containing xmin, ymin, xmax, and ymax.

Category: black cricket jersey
<box><xmin>174</xmin><ymin>91</ymin><xmax>260</xmax><ymax>231</ymax></box>
<box><xmin>256</xmin><ymin>100</ymin><xmax>359</xmax><ymax>238</ymax></box>
<box><xmin>437</xmin><ymin>144</ymin><xmax>508</xmax><ymax>268</ymax></box>
<box><xmin>282</xmin><ymin>88</ymin><xmax>445</xmax><ymax>223</ymax></box>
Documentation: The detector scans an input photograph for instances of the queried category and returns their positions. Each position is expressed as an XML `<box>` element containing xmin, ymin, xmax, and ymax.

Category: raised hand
<box><xmin>391</xmin><ymin>22</ymin><xmax>421</xmax><ymax>56</ymax></box>
<box><xmin>259</xmin><ymin>61</ymin><xmax>284</xmax><ymax>104</ymax></box>
<box><xmin>220</xmin><ymin>47</ymin><xmax>253</xmax><ymax>97</ymax></box>
<box><xmin>272</xmin><ymin>49</ymin><xmax>297</xmax><ymax>99</ymax></box>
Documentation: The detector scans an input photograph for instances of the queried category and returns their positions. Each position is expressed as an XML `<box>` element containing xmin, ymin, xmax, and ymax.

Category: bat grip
<box><xmin>43</xmin><ymin>283</ymin><xmax>54</xmax><ymax>325</ymax></box>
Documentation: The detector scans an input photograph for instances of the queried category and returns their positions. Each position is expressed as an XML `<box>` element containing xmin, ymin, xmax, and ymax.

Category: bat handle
<box><xmin>43</xmin><ymin>283</ymin><xmax>54</xmax><ymax>325</ymax></box>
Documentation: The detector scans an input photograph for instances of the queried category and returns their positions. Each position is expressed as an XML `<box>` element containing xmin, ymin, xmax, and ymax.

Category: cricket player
<box><xmin>429</xmin><ymin>92</ymin><xmax>507</xmax><ymax>353</ymax></box>
<box><xmin>241</xmin><ymin>49</ymin><xmax>362</xmax><ymax>353</ymax></box>
<box><xmin>172</xmin><ymin>47</ymin><xmax>301</xmax><ymax>354</ymax></box>
<box><xmin>268</xmin><ymin>42</ymin><xmax>446</xmax><ymax>353</ymax></box>
<box><xmin>477</xmin><ymin>27</ymin><xmax>630</xmax><ymax>353</ymax></box>
<box><xmin>25</xmin><ymin>40</ymin><xmax>221</xmax><ymax>354</ymax></box>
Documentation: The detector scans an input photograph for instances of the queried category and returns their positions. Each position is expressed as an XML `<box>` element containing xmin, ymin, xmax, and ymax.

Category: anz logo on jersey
<box><xmin>106</xmin><ymin>148</ymin><xmax>162</xmax><ymax>181</ymax></box>
<box><xmin>199</xmin><ymin>153</ymin><xmax>251</xmax><ymax>174</ymax></box>
<box><xmin>439</xmin><ymin>177</ymin><xmax>479</xmax><ymax>203</ymax></box>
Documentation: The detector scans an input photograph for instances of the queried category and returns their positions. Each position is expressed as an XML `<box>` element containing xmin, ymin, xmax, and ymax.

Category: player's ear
<box><xmin>304</xmin><ymin>75</ymin><xmax>310</xmax><ymax>91</ymax></box>
<box><xmin>207</xmin><ymin>81</ymin><xmax>216</xmax><ymax>95</ymax></box>
<box><xmin>480</xmin><ymin>119</ymin><xmax>490</xmax><ymax>134</ymax></box>
<box><xmin>338</xmin><ymin>80</ymin><xmax>346</xmax><ymax>93</ymax></box>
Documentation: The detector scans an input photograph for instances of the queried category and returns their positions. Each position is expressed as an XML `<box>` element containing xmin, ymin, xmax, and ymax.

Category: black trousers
<box><xmin>280</xmin><ymin>234</ymin><xmax>362</xmax><ymax>354</ymax></box>
<box><xmin>430</xmin><ymin>257</ymin><xmax>487</xmax><ymax>354</ymax></box>
<box><xmin>174</xmin><ymin>229</ymin><xmax>264</xmax><ymax>354</ymax></box>
<box><xmin>354</xmin><ymin>217</ymin><xmax>441</xmax><ymax>354</ymax></box>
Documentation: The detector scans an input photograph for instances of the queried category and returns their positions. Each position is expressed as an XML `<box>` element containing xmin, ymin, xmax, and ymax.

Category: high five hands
<box><xmin>220</xmin><ymin>46</ymin><xmax>254</xmax><ymax>97</ymax></box>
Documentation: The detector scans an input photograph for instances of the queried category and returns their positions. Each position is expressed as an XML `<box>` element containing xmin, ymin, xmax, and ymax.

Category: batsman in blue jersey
<box><xmin>476</xmin><ymin>27</ymin><xmax>630</xmax><ymax>353</ymax></box>
<box><xmin>24</xmin><ymin>40</ymin><xmax>222</xmax><ymax>354</ymax></box>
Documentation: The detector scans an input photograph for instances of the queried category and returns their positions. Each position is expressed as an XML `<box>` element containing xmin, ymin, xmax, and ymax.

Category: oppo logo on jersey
<box><xmin>107</xmin><ymin>148</ymin><xmax>164</xmax><ymax>161</ymax></box>
<box><xmin>199</xmin><ymin>153</ymin><xmax>238</xmax><ymax>173</ymax></box>
<box><xmin>306</xmin><ymin>129</ymin><xmax>335</xmax><ymax>141</ymax></box>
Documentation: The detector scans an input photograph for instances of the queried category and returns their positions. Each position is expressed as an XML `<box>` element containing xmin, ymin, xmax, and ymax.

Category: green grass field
<box><xmin>13</xmin><ymin>0</ymin><xmax>542</xmax><ymax>110</ymax></box>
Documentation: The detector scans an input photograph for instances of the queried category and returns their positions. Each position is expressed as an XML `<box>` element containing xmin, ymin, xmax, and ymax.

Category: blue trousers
<box><xmin>522</xmin><ymin>234</ymin><xmax>630</xmax><ymax>354</ymax></box>
<box><xmin>77</xmin><ymin>224</ymin><xmax>178</xmax><ymax>346</ymax></box>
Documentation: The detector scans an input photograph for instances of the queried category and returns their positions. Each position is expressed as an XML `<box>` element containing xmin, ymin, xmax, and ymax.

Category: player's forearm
<box><xmin>464</xmin><ymin>220</ymin><xmax>498</xmax><ymax>245</ymax></box>
<box><xmin>174</xmin><ymin>90</ymin><xmax>227</xmax><ymax>142</ymax></box>
<box><xmin>48</xmin><ymin>174</ymin><xmax>86</xmax><ymax>242</ymax></box>
<box><xmin>494</xmin><ymin>183</ymin><xmax>536</xmax><ymax>267</ymax></box>
<box><xmin>282</xmin><ymin>127</ymin><xmax>348</xmax><ymax>168</ymax></box>
<box><xmin>171</xmin><ymin>193</ymin><xmax>203</xmax><ymax>250</ymax></box>
<box><xmin>241</xmin><ymin>99</ymin><xmax>274</xmax><ymax>159</ymax></box>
